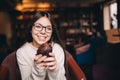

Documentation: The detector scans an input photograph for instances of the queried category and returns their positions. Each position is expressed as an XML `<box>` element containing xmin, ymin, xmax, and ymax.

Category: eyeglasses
<box><xmin>33</xmin><ymin>23</ymin><xmax>52</xmax><ymax>33</ymax></box>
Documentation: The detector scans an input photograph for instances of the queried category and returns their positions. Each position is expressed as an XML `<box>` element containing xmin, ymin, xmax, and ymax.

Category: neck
<box><xmin>31</xmin><ymin>42</ymin><xmax>40</xmax><ymax>48</ymax></box>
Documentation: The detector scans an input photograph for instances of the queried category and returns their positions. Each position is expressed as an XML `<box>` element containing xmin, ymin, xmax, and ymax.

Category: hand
<box><xmin>34</xmin><ymin>54</ymin><xmax>47</xmax><ymax>70</ymax></box>
<box><xmin>44</xmin><ymin>52</ymin><xmax>57</xmax><ymax>70</ymax></box>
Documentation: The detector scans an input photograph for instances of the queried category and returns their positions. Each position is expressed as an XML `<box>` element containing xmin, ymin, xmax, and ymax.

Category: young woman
<box><xmin>16</xmin><ymin>12</ymin><xmax>66</xmax><ymax>80</ymax></box>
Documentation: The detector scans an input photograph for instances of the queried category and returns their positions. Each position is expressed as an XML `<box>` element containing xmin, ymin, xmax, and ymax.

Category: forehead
<box><xmin>35</xmin><ymin>17</ymin><xmax>51</xmax><ymax>26</ymax></box>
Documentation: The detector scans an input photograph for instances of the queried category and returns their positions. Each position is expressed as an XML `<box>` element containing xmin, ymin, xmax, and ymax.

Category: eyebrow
<box><xmin>36</xmin><ymin>23</ymin><xmax>52</xmax><ymax>27</ymax></box>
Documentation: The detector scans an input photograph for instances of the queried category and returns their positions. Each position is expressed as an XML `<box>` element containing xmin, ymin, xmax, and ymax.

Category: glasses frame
<box><xmin>33</xmin><ymin>23</ymin><xmax>52</xmax><ymax>33</ymax></box>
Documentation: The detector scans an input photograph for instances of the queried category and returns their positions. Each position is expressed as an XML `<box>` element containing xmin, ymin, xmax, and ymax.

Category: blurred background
<box><xmin>0</xmin><ymin>0</ymin><xmax>120</xmax><ymax>80</ymax></box>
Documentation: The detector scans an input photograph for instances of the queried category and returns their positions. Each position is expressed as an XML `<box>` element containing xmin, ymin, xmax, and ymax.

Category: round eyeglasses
<box><xmin>33</xmin><ymin>23</ymin><xmax>52</xmax><ymax>33</ymax></box>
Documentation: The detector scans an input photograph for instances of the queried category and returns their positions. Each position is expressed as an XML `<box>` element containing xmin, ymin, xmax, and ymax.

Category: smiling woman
<box><xmin>15</xmin><ymin>11</ymin><xmax>67</xmax><ymax>80</ymax></box>
<box><xmin>0</xmin><ymin>11</ymin><xmax>86</xmax><ymax>80</ymax></box>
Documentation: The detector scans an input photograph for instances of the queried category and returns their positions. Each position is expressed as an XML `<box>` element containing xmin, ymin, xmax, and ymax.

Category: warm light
<box><xmin>15</xmin><ymin>1</ymin><xmax>53</xmax><ymax>12</ymax></box>
<box><xmin>15</xmin><ymin>3</ymin><xmax>23</xmax><ymax>11</ymax></box>
<box><xmin>17</xmin><ymin>15</ymin><xmax>23</xmax><ymax>20</ymax></box>
<box><xmin>23</xmin><ymin>3</ymin><xmax>36</xmax><ymax>8</ymax></box>
<box><xmin>37</xmin><ymin>2</ymin><xmax>51</xmax><ymax>11</ymax></box>
<box><xmin>37</xmin><ymin>3</ymin><xmax>50</xmax><ymax>8</ymax></box>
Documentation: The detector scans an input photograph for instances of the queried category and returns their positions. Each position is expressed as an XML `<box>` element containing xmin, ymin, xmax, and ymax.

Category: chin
<box><xmin>37</xmin><ymin>41</ymin><xmax>46</xmax><ymax>45</ymax></box>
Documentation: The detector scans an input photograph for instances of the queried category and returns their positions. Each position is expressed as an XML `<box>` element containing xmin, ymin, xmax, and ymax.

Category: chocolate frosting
<box><xmin>37</xmin><ymin>43</ymin><xmax>52</xmax><ymax>57</ymax></box>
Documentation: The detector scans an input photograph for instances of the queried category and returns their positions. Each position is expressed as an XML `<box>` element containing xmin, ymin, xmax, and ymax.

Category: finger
<box><xmin>45</xmin><ymin>60</ymin><xmax>56</xmax><ymax>68</ymax></box>
<box><xmin>49</xmin><ymin>52</ymin><xmax>55</xmax><ymax>57</ymax></box>
<box><xmin>44</xmin><ymin>57</ymin><xmax>55</xmax><ymax>62</ymax></box>
<box><xmin>34</xmin><ymin>54</ymin><xmax>42</xmax><ymax>61</ymax></box>
<box><xmin>35</xmin><ymin>56</ymin><xmax>47</xmax><ymax>64</ymax></box>
<box><xmin>35</xmin><ymin>62</ymin><xmax>43</xmax><ymax>67</ymax></box>
<box><xmin>48</xmin><ymin>65</ymin><xmax>57</xmax><ymax>70</ymax></box>
<box><xmin>35</xmin><ymin>63</ymin><xmax>46</xmax><ymax>70</ymax></box>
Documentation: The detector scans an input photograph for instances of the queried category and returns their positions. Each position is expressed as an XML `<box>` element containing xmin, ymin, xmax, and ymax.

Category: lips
<box><xmin>38</xmin><ymin>36</ymin><xmax>46</xmax><ymax>41</ymax></box>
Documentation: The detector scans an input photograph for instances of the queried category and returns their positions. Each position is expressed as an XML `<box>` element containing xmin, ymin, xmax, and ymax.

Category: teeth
<box><xmin>38</xmin><ymin>36</ymin><xmax>46</xmax><ymax>40</ymax></box>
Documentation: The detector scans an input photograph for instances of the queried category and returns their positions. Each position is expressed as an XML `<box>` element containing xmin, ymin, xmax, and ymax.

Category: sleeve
<box><xmin>16</xmin><ymin>49</ymin><xmax>46</xmax><ymax>80</ymax></box>
<box><xmin>47</xmin><ymin>43</ymin><xmax>66</xmax><ymax>80</ymax></box>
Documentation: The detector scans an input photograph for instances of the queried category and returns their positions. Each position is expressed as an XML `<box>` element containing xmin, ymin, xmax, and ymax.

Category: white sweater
<box><xmin>16</xmin><ymin>42</ymin><xmax>66</xmax><ymax>80</ymax></box>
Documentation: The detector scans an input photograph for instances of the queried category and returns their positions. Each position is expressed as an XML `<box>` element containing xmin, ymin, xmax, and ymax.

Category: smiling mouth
<box><xmin>37</xmin><ymin>35</ymin><xmax>47</xmax><ymax>41</ymax></box>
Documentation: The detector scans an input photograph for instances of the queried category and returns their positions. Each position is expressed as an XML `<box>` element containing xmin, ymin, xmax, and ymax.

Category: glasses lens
<box><xmin>46</xmin><ymin>26</ymin><xmax>52</xmax><ymax>33</ymax></box>
<box><xmin>34</xmin><ymin>23</ymin><xmax>52</xmax><ymax>33</ymax></box>
<box><xmin>34</xmin><ymin>24</ymin><xmax>42</xmax><ymax>31</ymax></box>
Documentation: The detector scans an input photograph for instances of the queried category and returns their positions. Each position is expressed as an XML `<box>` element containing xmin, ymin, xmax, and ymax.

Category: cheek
<box><xmin>46</xmin><ymin>33</ymin><xmax>52</xmax><ymax>41</ymax></box>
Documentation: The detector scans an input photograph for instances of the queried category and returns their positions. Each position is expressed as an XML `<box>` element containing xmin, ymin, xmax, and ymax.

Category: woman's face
<box><xmin>31</xmin><ymin>17</ymin><xmax>52</xmax><ymax>48</ymax></box>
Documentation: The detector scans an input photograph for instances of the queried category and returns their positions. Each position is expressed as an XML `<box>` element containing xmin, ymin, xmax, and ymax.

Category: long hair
<box><xmin>26</xmin><ymin>11</ymin><xmax>63</xmax><ymax>47</ymax></box>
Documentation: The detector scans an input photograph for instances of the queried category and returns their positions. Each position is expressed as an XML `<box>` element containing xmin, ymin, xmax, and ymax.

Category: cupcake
<box><xmin>37</xmin><ymin>43</ymin><xmax>52</xmax><ymax>57</ymax></box>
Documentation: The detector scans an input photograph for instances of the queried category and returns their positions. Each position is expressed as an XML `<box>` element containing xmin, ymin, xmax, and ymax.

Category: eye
<box><xmin>35</xmin><ymin>25</ymin><xmax>41</xmax><ymax>28</ymax></box>
<box><xmin>35</xmin><ymin>24</ymin><xmax>42</xmax><ymax>28</ymax></box>
<box><xmin>33</xmin><ymin>23</ymin><xmax>42</xmax><ymax>31</ymax></box>
<box><xmin>46</xmin><ymin>26</ymin><xmax>52</xmax><ymax>30</ymax></box>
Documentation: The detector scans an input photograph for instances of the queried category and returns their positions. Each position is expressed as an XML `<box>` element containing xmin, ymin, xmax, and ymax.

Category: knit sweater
<box><xmin>16</xmin><ymin>42</ymin><xmax>66</xmax><ymax>80</ymax></box>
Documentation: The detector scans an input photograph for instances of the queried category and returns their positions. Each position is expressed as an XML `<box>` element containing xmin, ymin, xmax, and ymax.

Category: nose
<box><xmin>40</xmin><ymin>27</ymin><xmax>46</xmax><ymax>34</ymax></box>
